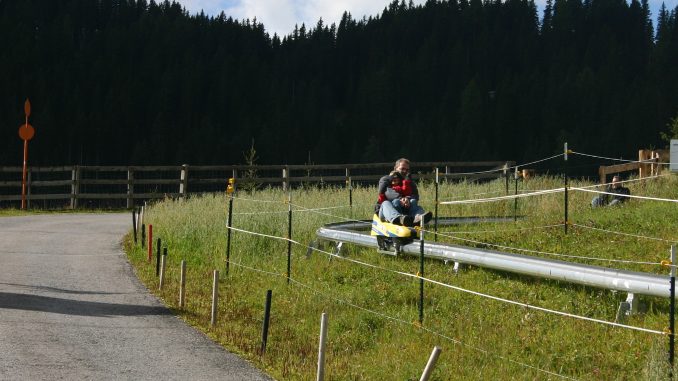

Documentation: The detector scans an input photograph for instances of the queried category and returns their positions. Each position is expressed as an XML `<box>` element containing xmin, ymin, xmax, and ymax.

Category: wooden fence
<box><xmin>598</xmin><ymin>149</ymin><xmax>667</xmax><ymax>183</ymax></box>
<box><xmin>0</xmin><ymin>161</ymin><xmax>514</xmax><ymax>209</ymax></box>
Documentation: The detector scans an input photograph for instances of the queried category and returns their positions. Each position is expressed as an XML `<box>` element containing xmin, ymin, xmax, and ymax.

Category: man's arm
<box><xmin>377</xmin><ymin>175</ymin><xmax>392</xmax><ymax>204</ymax></box>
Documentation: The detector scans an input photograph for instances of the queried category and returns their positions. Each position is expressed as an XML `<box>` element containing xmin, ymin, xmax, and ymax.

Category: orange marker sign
<box><xmin>19</xmin><ymin>98</ymin><xmax>34</xmax><ymax>210</ymax></box>
<box><xmin>18</xmin><ymin>123</ymin><xmax>34</xmax><ymax>141</ymax></box>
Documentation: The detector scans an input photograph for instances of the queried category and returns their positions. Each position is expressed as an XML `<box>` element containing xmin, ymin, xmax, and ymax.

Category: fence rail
<box><xmin>598</xmin><ymin>149</ymin><xmax>667</xmax><ymax>183</ymax></box>
<box><xmin>0</xmin><ymin>161</ymin><xmax>514</xmax><ymax>209</ymax></box>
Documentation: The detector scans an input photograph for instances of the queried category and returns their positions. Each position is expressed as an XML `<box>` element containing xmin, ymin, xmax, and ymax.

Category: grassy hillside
<box><xmin>125</xmin><ymin>173</ymin><xmax>678</xmax><ymax>380</ymax></box>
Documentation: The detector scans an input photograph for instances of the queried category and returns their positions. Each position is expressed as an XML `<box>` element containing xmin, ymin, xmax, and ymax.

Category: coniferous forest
<box><xmin>0</xmin><ymin>0</ymin><xmax>677</xmax><ymax>166</ymax></box>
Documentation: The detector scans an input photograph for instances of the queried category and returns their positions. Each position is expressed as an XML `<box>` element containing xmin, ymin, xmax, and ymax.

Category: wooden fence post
<box><xmin>127</xmin><ymin>167</ymin><xmax>134</xmax><ymax>209</ymax></box>
<box><xmin>282</xmin><ymin>166</ymin><xmax>289</xmax><ymax>191</ymax></box>
<box><xmin>179</xmin><ymin>164</ymin><xmax>189</xmax><ymax>197</ymax></box>
<box><xmin>599</xmin><ymin>166</ymin><xmax>607</xmax><ymax>185</ymax></box>
<box><xmin>70</xmin><ymin>165</ymin><xmax>80</xmax><ymax>209</ymax></box>
<box><xmin>639</xmin><ymin>149</ymin><xmax>651</xmax><ymax>178</ymax></box>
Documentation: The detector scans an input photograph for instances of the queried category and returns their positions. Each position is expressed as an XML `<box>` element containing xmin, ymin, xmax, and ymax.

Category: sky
<box><xmin>176</xmin><ymin>0</ymin><xmax>678</xmax><ymax>38</ymax></box>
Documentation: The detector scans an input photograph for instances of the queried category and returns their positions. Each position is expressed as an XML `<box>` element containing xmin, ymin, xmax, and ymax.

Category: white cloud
<box><xmin>176</xmin><ymin>0</ymin><xmax>678</xmax><ymax>37</ymax></box>
<box><xmin>177</xmin><ymin>0</ymin><xmax>427</xmax><ymax>37</ymax></box>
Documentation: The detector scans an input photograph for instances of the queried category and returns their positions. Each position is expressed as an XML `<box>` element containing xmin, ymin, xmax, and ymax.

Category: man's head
<box><xmin>612</xmin><ymin>175</ymin><xmax>621</xmax><ymax>188</ymax></box>
<box><xmin>394</xmin><ymin>158</ymin><xmax>410</xmax><ymax>177</ymax></box>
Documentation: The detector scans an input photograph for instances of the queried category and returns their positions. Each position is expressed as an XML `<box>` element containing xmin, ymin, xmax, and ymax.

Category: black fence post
<box><xmin>156</xmin><ymin>238</ymin><xmax>161</xmax><ymax>277</ymax></box>
<box><xmin>141</xmin><ymin>223</ymin><xmax>145</xmax><ymax>248</ymax></box>
<box><xmin>226</xmin><ymin>195</ymin><xmax>233</xmax><ymax>275</ymax></box>
<box><xmin>287</xmin><ymin>192</ymin><xmax>292</xmax><ymax>284</ymax></box>
<box><xmin>514</xmin><ymin>167</ymin><xmax>519</xmax><ymax>222</ymax></box>
<box><xmin>261</xmin><ymin>290</ymin><xmax>272</xmax><ymax>354</ymax></box>
<box><xmin>670</xmin><ymin>245</ymin><xmax>676</xmax><ymax>378</ymax></box>
<box><xmin>434</xmin><ymin>168</ymin><xmax>439</xmax><ymax>243</ymax></box>
<box><xmin>564</xmin><ymin>143</ymin><xmax>569</xmax><ymax>234</ymax></box>
<box><xmin>419</xmin><ymin>221</ymin><xmax>425</xmax><ymax>325</ymax></box>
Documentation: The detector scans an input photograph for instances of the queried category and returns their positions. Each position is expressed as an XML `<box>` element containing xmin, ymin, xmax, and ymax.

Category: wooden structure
<box><xmin>598</xmin><ymin>149</ymin><xmax>668</xmax><ymax>184</ymax></box>
<box><xmin>0</xmin><ymin>161</ymin><xmax>513</xmax><ymax>209</ymax></box>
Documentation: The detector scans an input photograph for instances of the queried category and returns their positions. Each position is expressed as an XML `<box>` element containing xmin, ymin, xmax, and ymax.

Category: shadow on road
<box><xmin>0</xmin><ymin>292</ymin><xmax>170</xmax><ymax>317</ymax></box>
<box><xmin>0</xmin><ymin>282</ymin><xmax>131</xmax><ymax>295</ymax></box>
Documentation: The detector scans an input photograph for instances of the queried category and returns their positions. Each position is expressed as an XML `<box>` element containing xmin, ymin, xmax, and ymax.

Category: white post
<box><xmin>179</xmin><ymin>260</ymin><xmax>186</xmax><ymax>308</ymax></box>
<box><xmin>419</xmin><ymin>346</ymin><xmax>442</xmax><ymax>381</ymax></box>
<box><xmin>136</xmin><ymin>206</ymin><xmax>143</xmax><ymax>238</ymax></box>
<box><xmin>316</xmin><ymin>312</ymin><xmax>329</xmax><ymax>381</ymax></box>
<box><xmin>159</xmin><ymin>255</ymin><xmax>166</xmax><ymax>290</ymax></box>
<box><xmin>211</xmin><ymin>270</ymin><xmax>219</xmax><ymax>326</ymax></box>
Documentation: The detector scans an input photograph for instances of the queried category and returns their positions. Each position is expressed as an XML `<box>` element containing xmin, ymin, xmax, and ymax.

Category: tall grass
<box><xmin>126</xmin><ymin>173</ymin><xmax>678</xmax><ymax>380</ymax></box>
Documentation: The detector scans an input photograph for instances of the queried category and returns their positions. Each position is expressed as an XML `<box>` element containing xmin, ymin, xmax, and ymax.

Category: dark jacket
<box><xmin>607</xmin><ymin>185</ymin><xmax>631</xmax><ymax>203</ymax></box>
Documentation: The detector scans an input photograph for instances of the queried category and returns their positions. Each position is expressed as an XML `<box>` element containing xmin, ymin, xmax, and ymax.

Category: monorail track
<box><xmin>315</xmin><ymin>217</ymin><xmax>673</xmax><ymax>299</ymax></box>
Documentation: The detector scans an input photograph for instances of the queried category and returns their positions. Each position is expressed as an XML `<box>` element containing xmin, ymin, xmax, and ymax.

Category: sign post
<box><xmin>18</xmin><ymin>99</ymin><xmax>35</xmax><ymax>210</ymax></box>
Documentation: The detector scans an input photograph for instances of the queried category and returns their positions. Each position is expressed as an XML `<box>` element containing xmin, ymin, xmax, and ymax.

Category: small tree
<box><xmin>241</xmin><ymin>139</ymin><xmax>259</xmax><ymax>193</ymax></box>
<box><xmin>660</xmin><ymin>114</ymin><xmax>678</xmax><ymax>145</ymax></box>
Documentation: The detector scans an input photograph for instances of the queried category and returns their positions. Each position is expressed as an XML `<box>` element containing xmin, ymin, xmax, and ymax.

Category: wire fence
<box><xmin>136</xmin><ymin>148</ymin><xmax>678</xmax><ymax>379</ymax></box>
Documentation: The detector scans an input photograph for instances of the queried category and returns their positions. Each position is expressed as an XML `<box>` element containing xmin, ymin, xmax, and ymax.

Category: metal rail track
<box><xmin>316</xmin><ymin>217</ymin><xmax>672</xmax><ymax>299</ymax></box>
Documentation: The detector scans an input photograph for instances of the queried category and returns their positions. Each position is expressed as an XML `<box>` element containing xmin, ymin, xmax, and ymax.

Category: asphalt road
<box><xmin>0</xmin><ymin>213</ymin><xmax>272</xmax><ymax>380</ymax></box>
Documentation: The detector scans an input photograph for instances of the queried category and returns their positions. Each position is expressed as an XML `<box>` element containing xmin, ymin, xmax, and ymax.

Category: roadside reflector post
<box><xmin>159</xmin><ymin>254</ymin><xmax>166</xmax><ymax>290</ymax></box>
<box><xmin>132</xmin><ymin>209</ymin><xmax>137</xmax><ymax>244</ymax></box>
<box><xmin>179</xmin><ymin>260</ymin><xmax>186</xmax><ymax>308</ymax></box>
<box><xmin>211</xmin><ymin>270</ymin><xmax>219</xmax><ymax>326</ymax></box>
<box><xmin>316</xmin><ymin>312</ymin><xmax>329</xmax><ymax>381</ymax></box>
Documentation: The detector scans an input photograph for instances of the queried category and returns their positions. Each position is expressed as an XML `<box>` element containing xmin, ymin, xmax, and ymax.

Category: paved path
<box><xmin>0</xmin><ymin>213</ymin><xmax>272</xmax><ymax>380</ymax></box>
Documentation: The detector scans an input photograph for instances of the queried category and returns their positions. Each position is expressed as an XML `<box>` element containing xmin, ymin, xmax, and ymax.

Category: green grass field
<box><xmin>125</xmin><ymin>173</ymin><xmax>678</xmax><ymax>380</ymax></box>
